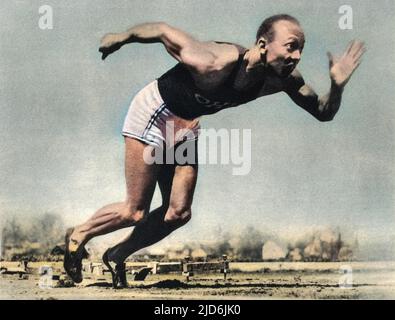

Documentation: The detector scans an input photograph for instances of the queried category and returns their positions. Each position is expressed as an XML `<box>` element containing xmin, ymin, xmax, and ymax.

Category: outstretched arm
<box><xmin>98</xmin><ymin>22</ymin><xmax>236</xmax><ymax>74</ymax></box>
<box><xmin>285</xmin><ymin>40</ymin><xmax>365</xmax><ymax>122</ymax></box>
<box><xmin>99</xmin><ymin>23</ymin><xmax>192</xmax><ymax>60</ymax></box>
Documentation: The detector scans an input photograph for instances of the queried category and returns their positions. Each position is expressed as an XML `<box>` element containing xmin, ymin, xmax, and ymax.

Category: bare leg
<box><xmin>68</xmin><ymin>137</ymin><xmax>160</xmax><ymax>250</ymax></box>
<box><xmin>106</xmin><ymin>147</ymin><xmax>198</xmax><ymax>265</ymax></box>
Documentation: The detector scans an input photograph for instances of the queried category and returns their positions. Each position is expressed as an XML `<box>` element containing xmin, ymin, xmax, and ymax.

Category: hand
<box><xmin>327</xmin><ymin>40</ymin><xmax>365</xmax><ymax>88</ymax></box>
<box><xmin>99</xmin><ymin>33</ymin><xmax>125</xmax><ymax>60</ymax></box>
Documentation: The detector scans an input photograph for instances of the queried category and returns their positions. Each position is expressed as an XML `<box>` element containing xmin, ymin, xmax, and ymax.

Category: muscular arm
<box><xmin>99</xmin><ymin>22</ymin><xmax>237</xmax><ymax>74</ymax></box>
<box><xmin>284</xmin><ymin>40</ymin><xmax>365</xmax><ymax>122</ymax></box>
<box><xmin>284</xmin><ymin>70</ymin><xmax>344</xmax><ymax>122</ymax></box>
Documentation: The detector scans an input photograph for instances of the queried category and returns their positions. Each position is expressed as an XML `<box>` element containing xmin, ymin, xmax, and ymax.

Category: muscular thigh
<box><xmin>124</xmin><ymin>137</ymin><xmax>160</xmax><ymax>210</ymax></box>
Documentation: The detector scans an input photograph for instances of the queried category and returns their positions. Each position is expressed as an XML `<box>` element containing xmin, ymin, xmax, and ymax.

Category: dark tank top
<box><xmin>157</xmin><ymin>47</ymin><xmax>264</xmax><ymax>119</ymax></box>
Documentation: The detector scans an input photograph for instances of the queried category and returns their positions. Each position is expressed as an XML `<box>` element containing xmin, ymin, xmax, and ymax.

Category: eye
<box><xmin>285</xmin><ymin>42</ymin><xmax>298</xmax><ymax>51</ymax></box>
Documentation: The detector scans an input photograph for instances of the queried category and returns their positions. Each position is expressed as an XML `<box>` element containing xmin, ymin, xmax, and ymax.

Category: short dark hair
<box><xmin>256</xmin><ymin>14</ymin><xmax>301</xmax><ymax>43</ymax></box>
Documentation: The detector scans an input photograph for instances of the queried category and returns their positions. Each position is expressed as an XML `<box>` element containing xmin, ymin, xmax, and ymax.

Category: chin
<box><xmin>277</xmin><ymin>71</ymin><xmax>291</xmax><ymax>78</ymax></box>
<box><xmin>280</xmin><ymin>68</ymin><xmax>294</xmax><ymax>78</ymax></box>
<box><xmin>266</xmin><ymin>64</ymin><xmax>292</xmax><ymax>78</ymax></box>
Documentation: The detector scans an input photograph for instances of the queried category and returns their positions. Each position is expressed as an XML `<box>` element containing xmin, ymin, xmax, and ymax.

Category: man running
<box><xmin>64</xmin><ymin>14</ymin><xmax>365</xmax><ymax>288</ymax></box>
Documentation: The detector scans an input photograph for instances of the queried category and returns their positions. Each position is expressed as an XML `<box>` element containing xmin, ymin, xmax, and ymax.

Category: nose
<box><xmin>291</xmin><ymin>49</ymin><xmax>301</xmax><ymax>61</ymax></box>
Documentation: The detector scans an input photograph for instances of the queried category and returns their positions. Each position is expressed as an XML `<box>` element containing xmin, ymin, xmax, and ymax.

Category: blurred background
<box><xmin>1</xmin><ymin>0</ymin><xmax>394</xmax><ymax>261</ymax></box>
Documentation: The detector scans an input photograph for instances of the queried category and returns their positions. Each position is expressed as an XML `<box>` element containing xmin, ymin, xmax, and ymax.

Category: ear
<box><xmin>257</xmin><ymin>37</ymin><xmax>268</xmax><ymax>54</ymax></box>
<box><xmin>257</xmin><ymin>37</ymin><xmax>268</xmax><ymax>65</ymax></box>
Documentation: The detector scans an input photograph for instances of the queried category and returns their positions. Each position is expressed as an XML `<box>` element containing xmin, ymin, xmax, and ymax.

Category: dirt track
<box><xmin>1</xmin><ymin>262</ymin><xmax>394</xmax><ymax>300</ymax></box>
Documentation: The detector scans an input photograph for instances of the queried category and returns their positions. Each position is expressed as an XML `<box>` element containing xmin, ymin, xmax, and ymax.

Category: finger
<box><xmin>342</xmin><ymin>64</ymin><xmax>359</xmax><ymax>85</ymax></box>
<box><xmin>349</xmin><ymin>41</ymin><xmax>364</xmax><ymax>58</ymax></box>
<box><xmin>346</xmin><ymin>40</ymin><xmax>356</xmax><ymax>55</ymax></box>
<box><xmin>349</xmin><ymin>59</ymin><xmax>362</xmax><ymax>76</ymax></box>
<box><xmin>350</xmin><ymin>41</ymin><xmax>364</xmax><ymax>58</ymax></box>
<box><xmin>353</xmin><ymin>46</ymin><xmax>366</xmax><ymax>62</ymax></box>
<box><xmin>327</xmin><ymin>51</ymin><xmax>334</xmax><ymax>67</ymax></box>
<box><xmin>352</xmin><ymin>42</ymin><xmax>366</xmax><ymax>59</ymax></box>
<box><xmin>351</xmin><ymin>60</ymin><xmax>361</xmax><ymax>74</ymax></box>
<box><xmin>101</xmin><ymin>51</ymin><xmax>108</xmax><ymax>60</ymax></box>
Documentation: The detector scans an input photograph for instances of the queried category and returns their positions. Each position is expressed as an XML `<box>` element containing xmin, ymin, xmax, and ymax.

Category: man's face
<box><xmin>262</xmin><ymin>21</ymin><xmax>305</xmax><ymax>78</ymax></box>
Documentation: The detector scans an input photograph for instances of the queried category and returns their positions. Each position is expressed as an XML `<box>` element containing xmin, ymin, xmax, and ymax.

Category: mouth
<box><xmin>285</xmin><ymin>63</ymin><xmax>295</xmax><ymax>70</ymax></box>
<box><xmin>282</xmin><ymin>64</ymin><xmax>295</xmax><ymax>76</ymax></box>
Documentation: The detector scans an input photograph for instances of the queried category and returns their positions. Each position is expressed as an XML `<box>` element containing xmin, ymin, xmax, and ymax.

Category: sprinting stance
<box><xmin>64</xmin><ymin>14</ymin><xmax>365</xmax><ymax>288</ymax></box>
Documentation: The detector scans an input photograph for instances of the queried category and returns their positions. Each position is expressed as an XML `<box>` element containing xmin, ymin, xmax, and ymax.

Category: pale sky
<box><xmin>1</xmin><ymin>0</ymin><xmax>394</xmax><ymax>248</ymax></box>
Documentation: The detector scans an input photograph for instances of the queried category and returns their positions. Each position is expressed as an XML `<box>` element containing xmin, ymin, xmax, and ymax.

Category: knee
<box><xmin>164</xmin><ymin>206</ymin><xmax>192</xmax><ymax>225</ymax></box>
<box><xmin>118</xmin><ymin>204</ymin><xmax>146</xmax><ymax>225</ymax></box>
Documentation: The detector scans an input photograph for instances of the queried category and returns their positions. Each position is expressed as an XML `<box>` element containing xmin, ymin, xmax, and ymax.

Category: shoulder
<box><xmin>187</xmin><ymin>41</ymin><xmax>241</xmax><ymax>75</ymax></box>
<box><xmin>210</xmin><ymin>41</ymin><xmax>247</xmax><ymax>54</ymax></box>
<box><xmin>205</xmin><ymin>41</ymin><xmax>242</xmax><ymax>68</ymax></box>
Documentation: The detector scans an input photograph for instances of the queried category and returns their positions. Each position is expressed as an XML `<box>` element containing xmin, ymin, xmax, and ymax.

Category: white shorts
<box><xmin>122</xmin><ymin>80</ymin><xmax>200</xmax><ymax>148</ymax></box>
